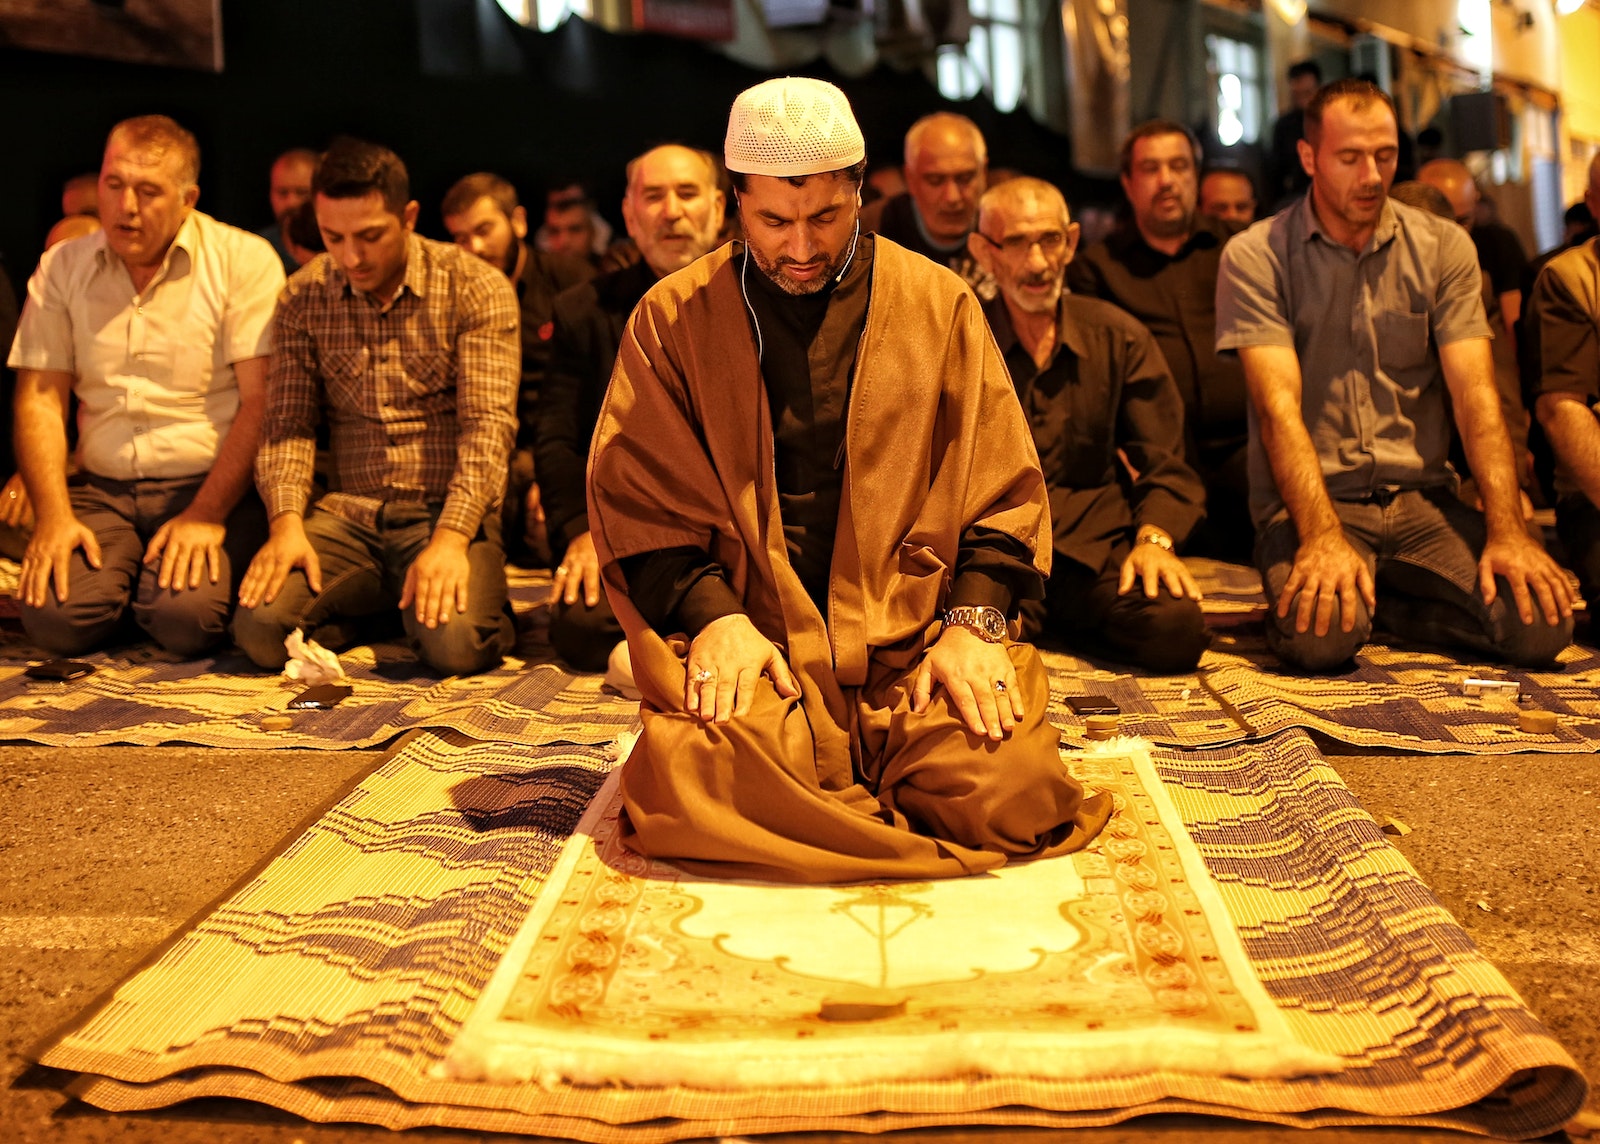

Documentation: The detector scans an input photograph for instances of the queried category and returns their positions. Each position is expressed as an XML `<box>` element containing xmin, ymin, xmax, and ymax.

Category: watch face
<box><xmin>978</xmin><ymin>609</ymin><xmax>1007</xmax><ymax>639</ymax></box>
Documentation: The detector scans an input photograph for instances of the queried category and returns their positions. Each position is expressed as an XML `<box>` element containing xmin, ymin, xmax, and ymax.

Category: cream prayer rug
<box><xmin>38</xmin><ymin>729</ymin><xmax>1586</xmax><ymax>1140</ymax></box>
<box><xmin>1201</xmin><ymin>623</ymin><xmax>1600</xmax><ymax>754</ymax></box>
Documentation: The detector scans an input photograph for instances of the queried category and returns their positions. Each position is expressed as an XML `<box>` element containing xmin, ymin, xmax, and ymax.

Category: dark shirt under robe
<box><xmin>531</xmin><ymin>256</ymin><xmax>652</xmax><ymax>671</ymax></box>
<box><xmin>1067</xmin><ymin>215</ymin><xmax>1252</xmax><ymax>558</ymax></box>
<box><xmin>985</xmin><ymin>292</ymin><xmax>1208</xmax><ymax>673</ymax></box>
<box><xmin>622</xmin><ymin>235</ymin><xmax>1037</xmax><ymax>637</ymax></box>
<box><xmin>504</xmin><ymin>242</ymin><xmax>595</xmax><ymax>565</ymax></box>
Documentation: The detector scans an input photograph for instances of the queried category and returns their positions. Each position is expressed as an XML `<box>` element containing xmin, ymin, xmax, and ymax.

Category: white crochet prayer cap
<box><xmin>724</xmin><ymin>77</ymin><xmax>866</xmax><ymax>178</ymax></box>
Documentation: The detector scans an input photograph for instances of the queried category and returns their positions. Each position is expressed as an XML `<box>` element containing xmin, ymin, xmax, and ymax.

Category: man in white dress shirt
<box><xmin>7</xmin><ymin>115</ymin><xmax>284</xmax><ymax>656</ymax></box>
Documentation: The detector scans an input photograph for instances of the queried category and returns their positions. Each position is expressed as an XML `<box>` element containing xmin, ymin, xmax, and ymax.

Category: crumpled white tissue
<box><xmin>282</xmin><ymin>629</ymin><xmax>345</xmax><ymax>684</ymax></box>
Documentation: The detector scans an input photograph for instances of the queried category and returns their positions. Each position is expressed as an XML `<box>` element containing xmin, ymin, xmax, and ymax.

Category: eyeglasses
<box><xmin>976</xmin><ymin>229</ymin><xmax>1069</xmax><ymax>257</ymax></box>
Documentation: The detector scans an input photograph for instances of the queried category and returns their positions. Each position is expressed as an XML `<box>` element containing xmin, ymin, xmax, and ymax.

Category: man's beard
<box><xmin>1142</xmin><ymin>194</ymin><xmax>1195</xmax><ymax>239</ymax></box>
<box><xmin>501</xmin><ymin>239</ymin><xmax>521</xmax><ymax>277</ymax></box>
<box><xmin>1008</xmin><ymin>272</ymin><xmax>1063</xmax><ymax>314</ymax></box>
<box><xmin>749</xmin><ymin>242</ymin><xmax>844</xmax><ymax>296</ymax></box>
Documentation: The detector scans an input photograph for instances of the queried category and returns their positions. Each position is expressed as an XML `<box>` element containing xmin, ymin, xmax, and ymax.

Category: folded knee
<box><xmin>414</xmin><ymin>619</ymin><xmax>506</xmax><ymax>676</ymax></box>
<box><xmin>550</xmin><ymin>600</ymin><xmax>620</xmax><ymax>672</ymax></box>
<box><xmin>231</xmin><ymin>607</ymin><xmax>293</xmax><ymax>669</ymax></box>
<box><xmin>1127</xmin><ymin>600</ymin><xmax>1209</xmax><ymax>674</ymax></box>
<box><xmin>136</xmin><ymin>592</ymin><xmax>229</xmax><ymax>658</ymax></box>
<box><xmin>21</xmin><ymin>605</ymin><xmax>111</xmax><ymax>657</ymax></box>
<box><xmin>1266</xmin><ymin>613</ymin><xmax>1369</xmax><ymax>672</ymax></box>
<box><xmin>1495</xmin><ymin>613</ymin><xmax>1573</xmax><ymax>668</ymax></box>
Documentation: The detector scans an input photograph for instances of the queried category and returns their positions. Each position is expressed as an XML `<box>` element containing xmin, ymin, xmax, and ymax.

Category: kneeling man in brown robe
<box><xmin>588</xmin><ymin>77</ymin><xmax>1110</xmax><ymax>884</ymax></box>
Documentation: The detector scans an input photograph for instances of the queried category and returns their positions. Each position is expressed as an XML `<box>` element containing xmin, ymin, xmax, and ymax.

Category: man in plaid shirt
<box><xmin>235</xmin><ymin>138</ymin><xmax>520</xmax><ymax>676</ymax></box>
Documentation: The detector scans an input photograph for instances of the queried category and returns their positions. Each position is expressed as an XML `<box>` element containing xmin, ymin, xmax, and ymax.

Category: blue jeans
<box><xmin>1255</xmin><ymin>487</ymin><xmax>1572</xmax><ymax>671</ymax></box>
<box><xmin>232</xmin><ymin>502</ymin><xmax>513</xmax><ymax>676</ymax></box>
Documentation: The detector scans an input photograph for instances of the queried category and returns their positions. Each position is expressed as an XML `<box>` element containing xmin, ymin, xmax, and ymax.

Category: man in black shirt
<box><xmin>536</xmin><ymin>145</ymin><xmax>723</xmax><ymax>672</ymax></box>
<box><xmin>1418</xmin><ymin>159</ymin><xmax>1534</xmax><ymax>492</ymax></box>
<box><xmin>1264</xmin><ymin>60</ymin><xmax>1320</xmax><ymax>211</ymax></box>
<box><xmin>443</xmin><ymin>173</ymin><xmax>595</xmax><ymax>567</ymax></box>
<box><xmin>1067</xmin><ymin>119</ymin><xmax>1251</xmax><ymax>559</ymax></box>
<box><xmin>857</xmin><ymin>111</ymin><xmax>992</xmax><ymax>298</ymax></box>
<box><xmin>973</xmin><ymin>177</ymin><xmax>1207</xmax><ymax>673</ymax></box>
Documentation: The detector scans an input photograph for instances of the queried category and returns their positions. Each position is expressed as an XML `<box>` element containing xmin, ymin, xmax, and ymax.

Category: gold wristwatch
<box><xmin>942</xmin><ymin>605</ymin><xmax>1008</xmax><ymax>643</ymax></box>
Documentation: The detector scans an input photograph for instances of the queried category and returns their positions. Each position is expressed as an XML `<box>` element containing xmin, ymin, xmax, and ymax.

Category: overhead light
<box><xmin>1557</xmin><ymin>0</ymin><xmax>1586</xmax><ymax>15</ymax></box>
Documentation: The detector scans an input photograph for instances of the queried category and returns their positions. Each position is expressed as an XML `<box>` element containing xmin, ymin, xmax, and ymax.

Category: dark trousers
<box><xmin>1255</xmin><ymin>487</ymin><xmax>1572</xmax><ymax>672</ymax></box>
<box><xmin>232</xmin><ymin>502</ymin><xmax>513</xmax><ymax>676</ymax></box>
<box><xmin>1186</xmin><ymin>439</ymin><xmax>1254</xmax><ymax>563</ymax></box>
<box><xmin>1020</xmin><ymin>544</ymin><xmax>1209</xmax><ymax>674</ymax></box>
<box><xmin>1556</xmin><ymin>493</ymin><xmax>1600</xmax><ymax>612</ymax></box>
<box><xmin>550</xmin><ymin>593</ymin><xmax>623</xmax><ymax>672</ymax></box>
<box><xmin>21</xmin><ymin>473</ymin><xmax>265</xmax><ymax>658</ymax></box>
<box><xmin>502</xmin><ymin>447</ymin><xmax>552</xmax><ymax>568</ymax></box>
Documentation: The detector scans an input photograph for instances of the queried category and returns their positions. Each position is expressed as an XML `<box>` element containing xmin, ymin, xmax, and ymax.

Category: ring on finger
<box><xmin>693</xmin><ymin>668</ymin><xmax>714</xmax><ymax>684</ymax></box>
<box><xmin>993</xmin><ymin>680</ymin><xmax>1008</xmax><ymax>693</ymax></box>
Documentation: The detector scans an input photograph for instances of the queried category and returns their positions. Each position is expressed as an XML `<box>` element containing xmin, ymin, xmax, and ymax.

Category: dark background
<box><xmin>0</xmin><ymin>0</ymin><xmax>1098</xmax><ymax>297</ymax></box>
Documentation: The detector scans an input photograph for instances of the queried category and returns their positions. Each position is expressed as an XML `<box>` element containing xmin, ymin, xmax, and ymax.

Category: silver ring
<box><xmin>693</xmin><ymin>668</ymin><xmax>714</xmax><ymax>683</ymax></box>
<box><xmin>556</xmin><ymin>564</ymin><xmax>569</xmax><ymax>574</ymax></box>
<box><xmin>6</xmin><ymin>491</ymin><xmax>15</xmax><ymax>499</ymax></box>
<box><xmin>993</xmin><ymin>680</ymin><xmax>1008</xmax><ymax>693</ymax></box>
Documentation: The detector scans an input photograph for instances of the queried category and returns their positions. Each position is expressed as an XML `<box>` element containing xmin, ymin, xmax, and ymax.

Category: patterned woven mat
<box><xmin>1187</xmin><ymin>556</ymin><xmax>1268</xmax><ymax>616</ymax></box>
<box><xmin>1044</xmin><ymin>648</ymin><xmax>1249</xmax><ymax>750</ymax></box>
<box><xmin>39</xmin><ymin>729</ymin><xmax>1586</xmax><ymax>1140</ymax></box>
<box><xmin>1202</xmin><ymin>622</ymin><xmax>1600</xmax><ymax>754</ymax></box>
<box><xmin>1047</xmin><ymin>555</ymin><xmax>1600</xmax><ymax>754</ymax></box>
<box><xmin>0</xmin><ymin>567</ymin><xmax>638</xmax><ymax>748</ymax></box>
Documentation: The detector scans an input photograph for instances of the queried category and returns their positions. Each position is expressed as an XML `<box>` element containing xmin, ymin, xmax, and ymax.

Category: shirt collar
<box><xmin>93</xmin><ymin>210</ymin><xmax>198</xmax><ymax>280</ymax></box>
<box><xmin>982</xmin><ymin>286</ymin><xmax>1086</xmax><ymax>367</ymax></box>
<box><xmin>1295</xmin><ymin>190</ymin><xmax>1399</xmax><ymax>253</ymax></box>
<box><xmin>337</xmin><ymin>231</ymin><xmax>428</xmax><ymax>302</ymax></box>
<box><xmin>1054</xmin><ymin>292</ymin><xmax>1091</xmax><ymax>360</ymax></box>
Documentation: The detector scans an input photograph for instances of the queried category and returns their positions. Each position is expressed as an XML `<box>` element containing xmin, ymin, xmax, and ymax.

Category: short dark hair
<box><xmin>1118</xmin><ymin>119</ymin><xmax>1202</xmax><ymax>177</ymax></box>
<box><xmin>1388</xmin><ymin>180</ymin><xmax>1453</xmax><ymax>220</ymax></box>
<box><xmin>1201</xmin><ymin>166</ymin><xmax>1256</xmax><ymax>198</ymax></box>
<box><xmin>313</xmin><ymin>137</ymin><xmax>409</xmax><ymax>215</ymax></box>
<box><xmin>441</xmin><ymin>172</ymin><xmax>518</xmax><ymax>222</ymax></box>
<box><xmin>728</xmin><ymin>157</ymin><xmax>868</xmax><ymax>195</ymax></box>
<box><xmin>1287</xmin><ymin>59</ymin><xmax>1322</xmax><ymax>84</ymax></box>
<box><xmin>1304</xmin><ymin>78</ymin><xmax>1396</xmax><ymax>149</ymax></box>
<box><xmin>107</xmin><ymin>115</ymin><xmax>200</xmax><ymax>186</ymax></box>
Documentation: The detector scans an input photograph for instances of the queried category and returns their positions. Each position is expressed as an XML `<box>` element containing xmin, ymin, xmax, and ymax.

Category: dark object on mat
<box><xmin>288</xmin><ymin>683</ymin><xmax>353</xmax><ymax>710</ymax></box>
<box><xmin>1065</xmin><ymin>694</ymin><xmax>1121</xmax><ymax>716</ymax></box>
<box><xmin>24</xmin><ymin>659</ymin><xmax>95</xmax><ymax>681</ymax></box>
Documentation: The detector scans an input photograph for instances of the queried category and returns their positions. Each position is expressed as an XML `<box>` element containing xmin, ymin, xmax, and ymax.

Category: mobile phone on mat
<box><xmin>24</xmin><ymin>659</ymin><xmax>96</xmax><ymax>681</ymax></box>
<box><xmin>288</xmin><ymin>683</ymin><xmax>353</xmax><ymax>709</ymax></box>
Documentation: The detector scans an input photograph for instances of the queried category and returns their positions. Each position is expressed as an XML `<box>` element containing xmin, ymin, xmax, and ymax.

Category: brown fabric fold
<box><xmin>589</xmin><ymin>238</ymin><xmax>1106</xmax><ymax>882</ymax></box>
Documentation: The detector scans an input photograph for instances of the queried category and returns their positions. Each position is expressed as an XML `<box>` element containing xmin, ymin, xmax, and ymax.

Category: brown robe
<box><xmin>588</xmin><ymin>238</ymin><xmax>1110</xmax><ymax>883</ymax></box>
